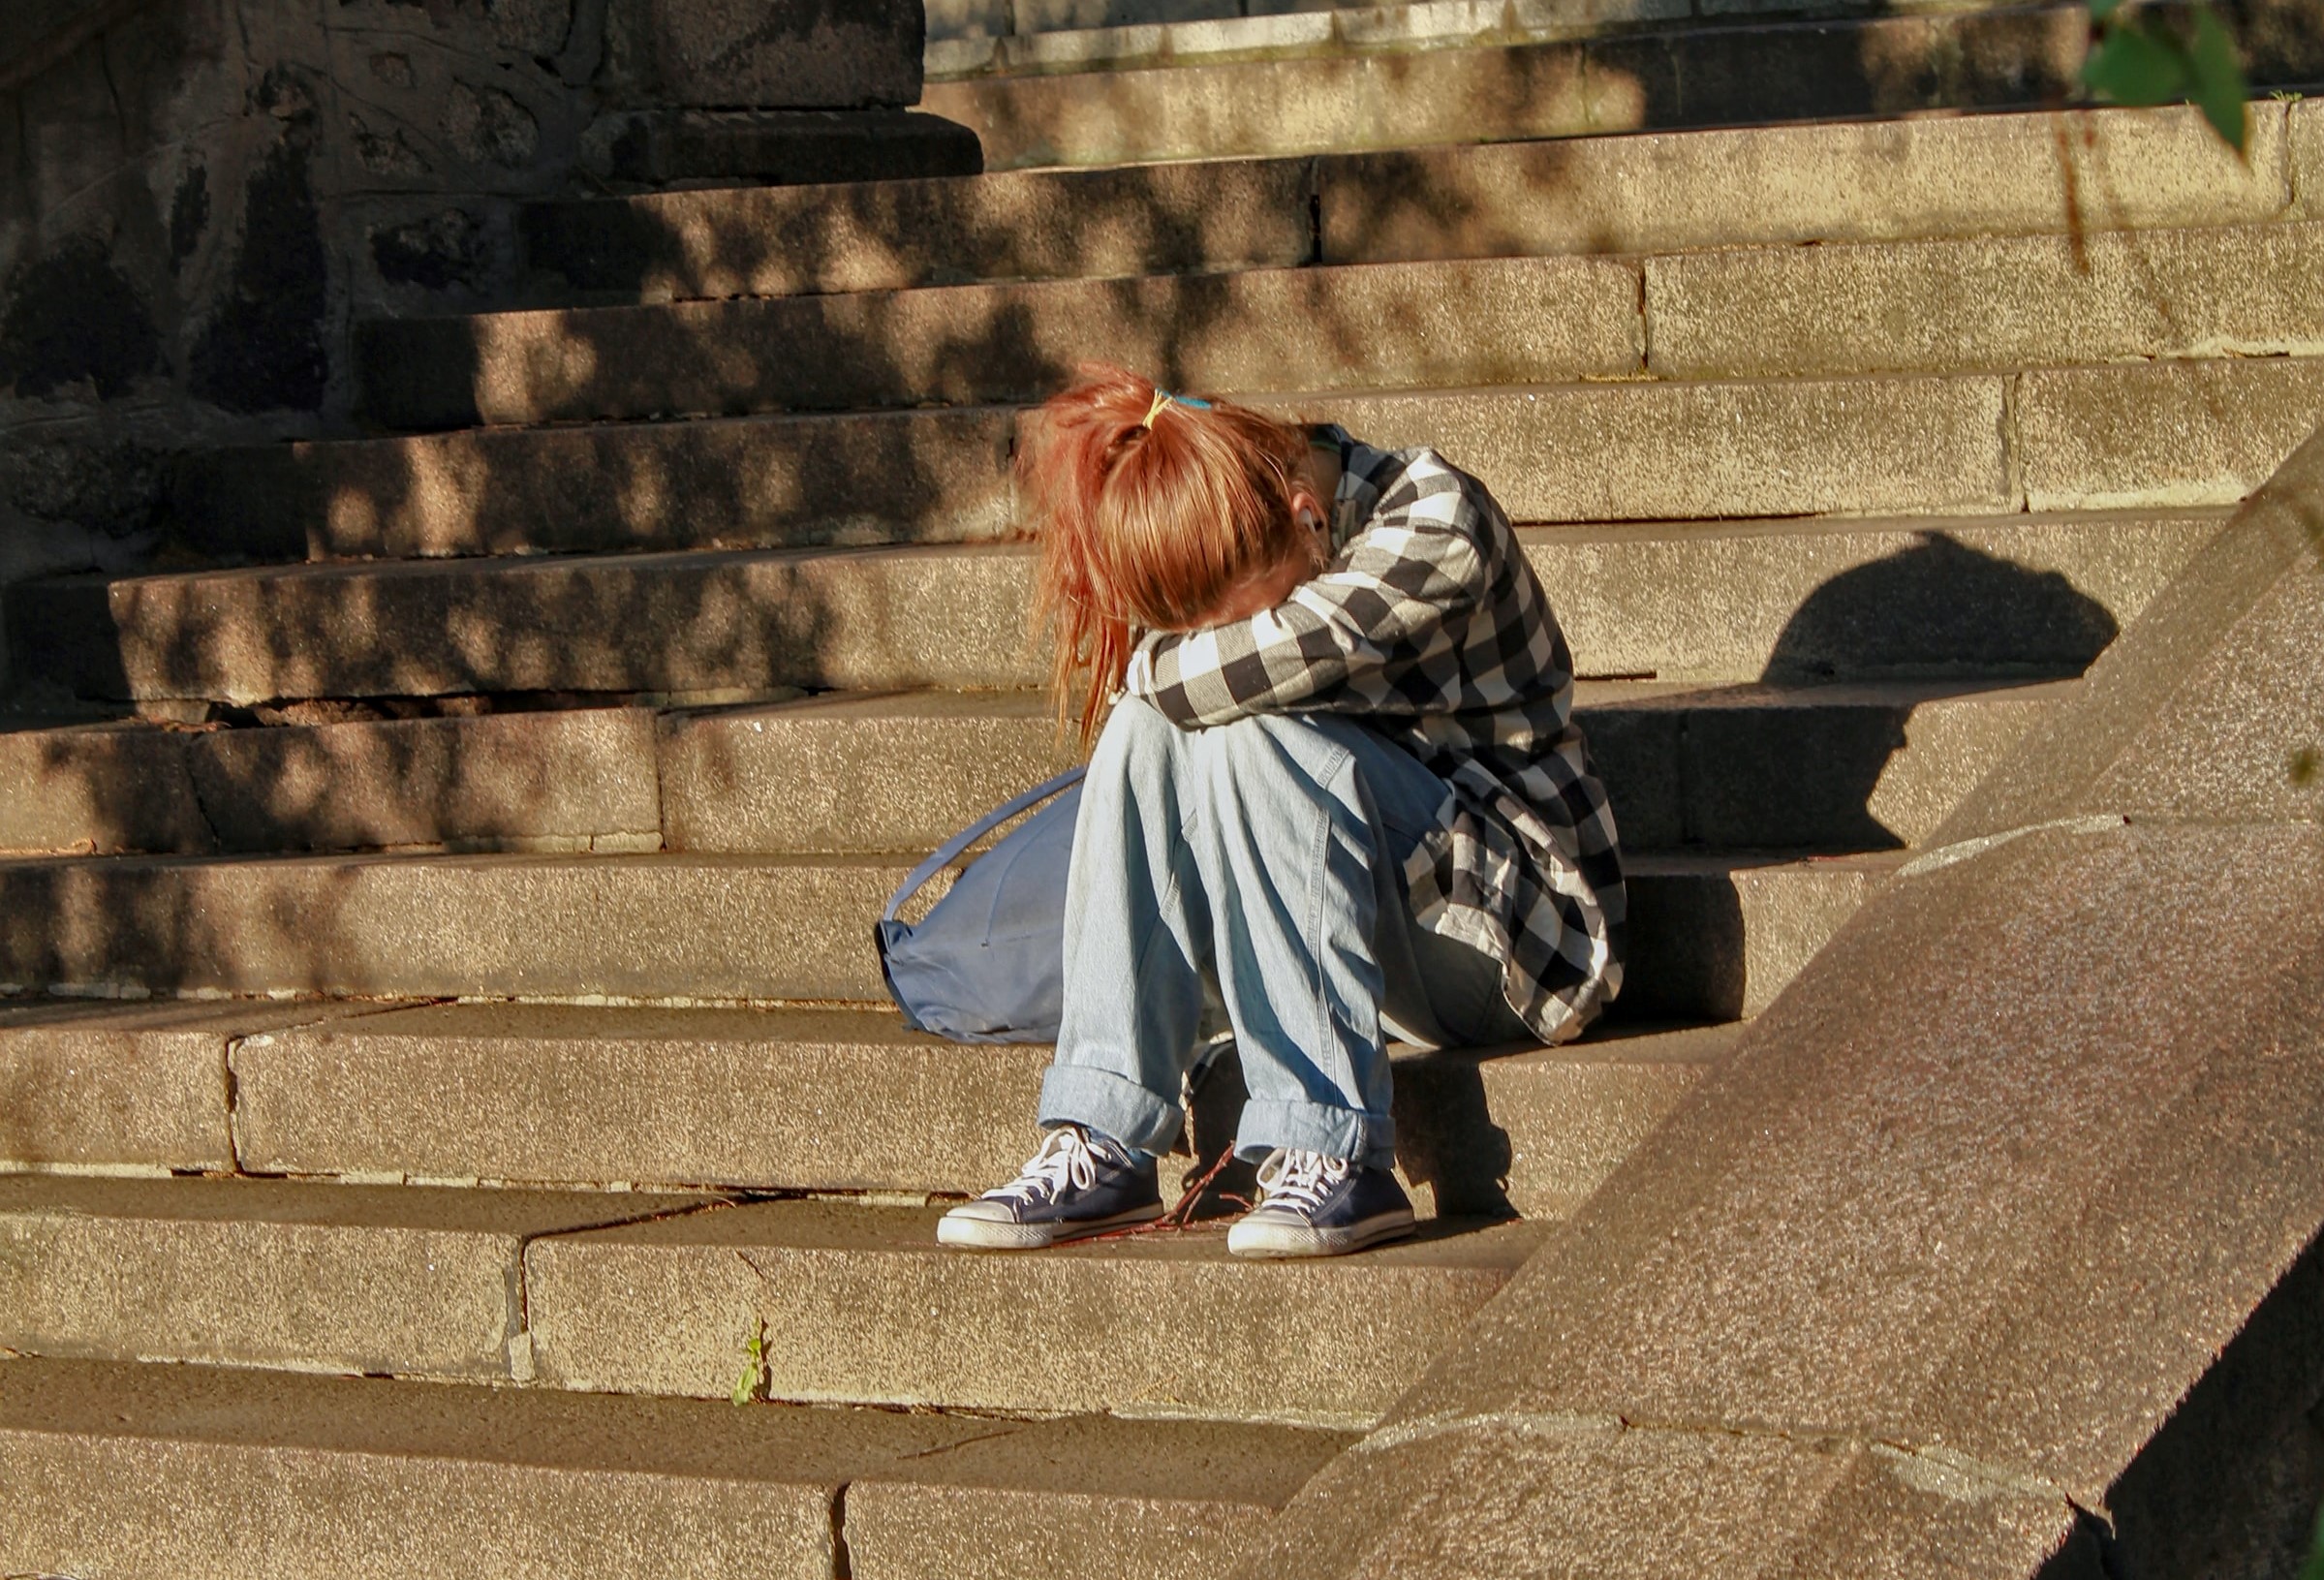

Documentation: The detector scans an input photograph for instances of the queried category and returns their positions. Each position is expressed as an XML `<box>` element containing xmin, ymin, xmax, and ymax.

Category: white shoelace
<box><xmin>983</xmin><ymin>1127</ymin><xmax>1102</xmax><ymax>1206</ymax></box>
<box><xmin>1255</xmin><ymin>1148</ymin><xmax>1351</xmax><ymax>1215</ymax></box>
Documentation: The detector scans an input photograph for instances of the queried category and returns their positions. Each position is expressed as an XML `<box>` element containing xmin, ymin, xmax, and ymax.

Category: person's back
<box><xmin>938</xmin><ymin>365</ymin><xmax>1624</xmax><ymax>1258</ymax></box>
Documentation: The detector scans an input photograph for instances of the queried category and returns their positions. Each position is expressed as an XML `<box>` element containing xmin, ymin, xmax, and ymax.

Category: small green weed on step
<box><xmin>730</xmin><ymin>1316</ymin><xmax>769</xmax><ymax>1406</ymax></box>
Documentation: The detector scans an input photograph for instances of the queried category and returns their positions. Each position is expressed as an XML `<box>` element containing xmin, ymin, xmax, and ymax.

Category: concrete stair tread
<box><xmin>360</xmin><ymin>220</ymin><xmax>2324</xmax><ymax>427</ymax></box>
<box><xmin>0</xmin><ymin>990</ymin><xmax>1736</xmax><ymax>1215</ymax></box>
<box><xmin>227</xmin><ymin>999</ymin><xmax>1742</xmax><ymax>1211</ymax></box>
<box><xmin>0</xmin><ymin>1169</ymin><xmax>721</xmax><ymax>1233</ymax></box>
<box><xmin>516</xmin><ymin>103</ymin><xmax>2302</xmax><ymax>306</ymax></box>
<box><xmin>918</xmin><ymin>3</ymin><xmax>2238</xmax><ymax>171</ymax></box>
<box><xmin>0</xmin><ymin>1172</ymin><xmax>1542</xmax><ymax>1420</ymax></box>
<box><xmin>0</xmin><ymin>1356</ymin><xmax>1350</xmax><ymax>1578</ymax></box>
<box><xmin>13</xmin><ymin>504</ymin><xmax>2229</xmax><ymax>712</ymax></box>
<box><xmin>174</xmin><ymin>362</ymin><xmax>2288</xmax><ymax>562</ymax></box>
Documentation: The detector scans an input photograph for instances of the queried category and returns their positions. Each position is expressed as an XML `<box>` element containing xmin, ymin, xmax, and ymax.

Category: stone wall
<box><xmin>0</xmin><ymin>0</ymin><xmax>924</xmax><ymax>698</ymax></box>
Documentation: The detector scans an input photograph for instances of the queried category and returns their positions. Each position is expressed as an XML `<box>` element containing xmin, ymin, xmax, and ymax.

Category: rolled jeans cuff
<box><xmin>1235</xmin><ymin>1099</ymin><xmax>1396</xmax><ymax>1172</ymax></box>
<box><xmin>1038</xmin><ymin>1063</ymin><xmax>1184</xmax><ymax>1158</ymax></box>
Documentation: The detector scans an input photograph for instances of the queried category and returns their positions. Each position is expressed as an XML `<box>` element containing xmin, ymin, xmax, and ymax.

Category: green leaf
<box><xmin>730</xmin><ymin>1365</ymin><xmax>758</xmax><ymax>1407</ymax></box>
<box><xmin>2301</xmin><ymin>1495</ymin><xmax>2324</xmax><ymax>1580</ymax></box>
<box><xmin>2088</xmin><ymin>0</ymin><xmax>2127</xmax><ymax>20</ymax></box>
<box><xmin>2185</xmin><ymin>6</ymin><xmax>2250</xmax><ymax>152</ymax></box>
<box><xmin>2084</xmin><ymin>22</ymin><xmax>2191</xmax><ymax>107</ymax></box>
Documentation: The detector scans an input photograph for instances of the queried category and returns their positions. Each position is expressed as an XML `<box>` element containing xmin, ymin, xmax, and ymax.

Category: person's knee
<box><xmin>1192</xmin><ymin>712</ymin><xmax>1348</xmax><ymax>820</ymax></box>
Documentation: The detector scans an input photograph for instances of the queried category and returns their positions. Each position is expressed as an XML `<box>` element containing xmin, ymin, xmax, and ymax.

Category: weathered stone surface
<box><xmin>1228</xmin><ymin>1417</ymin><xmax>2075</xmax><ymax>1580</ymax></box>
<box><xmin>601</xmin><ymin>0</ymin><xmax>924</xmax><ymax>110</ymax></box>
<box><xmin>1394</xmin><ymin>1022</ymin><xmax>1734</xmax><ymax>1221</ymax></box>
<box><xmin>0</xmin><ymin>998</ymin><xmax>365</xmax><ymax>1172</ymax></box>
<box><xmin>2015</xmin><ymin>356</ymin><xmax>2324</xmax><ymax>511</ymax></box>
<box><xmin>227</xmin><ymin>999</ymin><xmax>1732</xmax><ymax>1208</ymax></box>
<box><xmin>0</xmin><ymin>1175</ymin><xmax>714</xmax><ymax>1378</ymax></box>
<box><xmin>1943</xmin><ymin>422</ymin><xmax>2324</xmax><ymax>838</ymax></box>
<box><xmin>579</xmin><ymin>108</ymin><xmax>982</xmax><ymax>187</ymax></box>
<box><xmin>1246</xmin><ymin>819</ymin><xmax>2324</xmax><ymax>1575</ymax></box>
<box><xmin>359</xmin><ymin>255</ymin><xmax>1645</xmax><ymax>428</ymax></box>
<box><xmin>1621</xmin><ymin>851</ymin><xmax>1895</xmax><ymax>1020</ymax></box>
<box><xmin>2296</xmin><ymin>99</ymin><xmax>2323</xmax><ymax>217</ymax></box>
<box><xmin>922</xmin><ymin>7</ymin><xmax>2104</xmax><ymax>171</ymax></box>
<box><xmin>923</xmin><ymin>35</ymin><xmax>1593</xmax><ymax>170</ymax></box>
<box><xmin>525</xmin><ymin>155</ymin><xmax>1314</xmax><ymax>301</ymax></box>
<box><xmin>660</xmin><ymin>690</ymin><xmax>1075</xmax><ymax>854</ymax></box>
<box><xmin>524</xmin><ymin>1199</ymin><xmax>1541</xmax><ymax>1422</ymax></box>
<box><xmin>660</xmin><ymin>680</ymin><xmax>2057</xmax><ymax>858</ymax></box>
<box><xmin>1647</xmin><ymin>221</ymin><xmax>2324</xmax><ymax>379</ymax></box>
<box><xmin>187</xmin><ymin>706</ymin><xmax>662</xmax><ymax>853</ymax></box>
<box><xmin>232</xmin><ymin>1003</ymin><xmax>1049</xmax><ymax>1192</ymax></box>
<box><xmin>0</xmin><ymin>718</ymin><xmax>206</xmax><ymax>854</ymax></box>
<box><xmin>12</xmin><ymin>544</ymin><xmax>1044</xmax><ymax>705</ymax></box>
<box><xmin>1518</xmin><ymin>513</ymin><xmax>2216</xmax><ymax>684</ymax></box>
<box><xmin>0</xmin><ymin>1358</ymin><xmax>984</xmax><ymax>1580</ymax></box>
<box><xmin>181</xmin><ymin>406</ymin><xmax>1015</xmax><ymax>562</ymax></box>
<box><xmin>1320</xmin><ymin>103</ymin><xmax>2291</xmax><ymax>265</ymax></box>
<box><xmin>16</xmin><ymin>509</ymin><xmax>2197</xmax><ymax>709</ymax></box>
<box><xmin>1311</xmin><ymin>377</ymin><xmax>2011</xmax><ymax>523</ymax></box>
<box><xmin>0</xmin><ymin>845</ymin><xmax>1855</xmax><ymax>1014</ymax></box>
<box><xmin>847</xmin><ymin>1415</ymin><xmax>1353</xmax><ymax>1580</ymax></box>
<box><xmin>0</xmin><ymin>850</ymin><xmax>914</xmax><ymax>1002</ymax></box>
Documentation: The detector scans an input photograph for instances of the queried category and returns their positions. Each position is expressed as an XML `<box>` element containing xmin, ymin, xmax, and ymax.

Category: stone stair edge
<box><xmin>0</xmin><ymin>1360</ymin><xmax>1351</xmax><ymax>1580</ymax></box>
<box><xmin>0</xmin><ymin>985</ymin><xmax>1738</xmax><ymax>1215</ymax></box>
<box><xmin>0</xmin><ymin>845</ymin><xmax>1888</xmax><ymax>1015</ymax></box>
<box><xmin>0</xmin><ymin>1171</ymin><xmax>1545</xmax><ymax>1422</ymax></box>
<box><xmin>165</xmin><ymin>355</ymin><xmax>2297</xmax><ymax>567</ymax></box>
<box><xmin>355</xmin><ymin>218</ymin><xmax>2324</xmax><ymax>431</ymax></box>
<box><xmin>914</xmin><ymin>4</ymin><xmax>2321</xmax><ymax>173</ymax></box>
<box><xmin>513</xmin><ymin>99</ymin><xmax>2311</xmax><ymax>309</ymax></box>
<box><xmin>920</xmin><ymin>0</ymin><xmax>2068</xmax><ymax>81</ymax></box>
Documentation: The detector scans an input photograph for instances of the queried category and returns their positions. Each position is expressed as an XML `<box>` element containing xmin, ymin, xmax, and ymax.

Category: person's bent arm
<box><xmin>1124</xmin><ymin>480</ymin><xmax>1488</xmax><ymax>728</ymax></box>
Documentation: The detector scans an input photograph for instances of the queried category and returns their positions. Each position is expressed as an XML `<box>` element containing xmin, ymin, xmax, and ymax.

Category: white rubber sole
<box><xmin>1225</xmin><ymin>1206</ymin><xmax>1417</xmax><ymax>1259</ymax></box>
<box><xmin>936</xmin><ymin>1201</ymin><xmax>1164</xmax><ymax>1250</ymax></box>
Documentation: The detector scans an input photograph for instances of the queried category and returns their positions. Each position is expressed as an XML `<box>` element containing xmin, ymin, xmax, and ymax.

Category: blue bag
<box><xmin>874</xmin><ymin>768</ymin><xmax>1085</xmax><ymax>1043</ymax></box>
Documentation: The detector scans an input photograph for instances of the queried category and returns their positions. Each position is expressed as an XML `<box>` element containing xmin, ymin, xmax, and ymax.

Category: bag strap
<box><xmin>881</xmin><ymin>766</ymin><xmax>1089</xmax><ymax>923</ymax></box>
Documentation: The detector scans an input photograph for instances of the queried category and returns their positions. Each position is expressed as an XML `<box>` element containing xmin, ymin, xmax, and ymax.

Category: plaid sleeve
<box><xmin>1123</xmin><ymin>471</ymin><xmax>1486</xmax><ymax>728</ymax></box>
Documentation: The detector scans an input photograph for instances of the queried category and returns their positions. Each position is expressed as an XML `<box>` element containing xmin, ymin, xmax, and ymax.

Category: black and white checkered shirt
<box><xmin>1121</xmin><ymin>427</ymin><xmax>1625</xmax><ymax>1043</ymax></box>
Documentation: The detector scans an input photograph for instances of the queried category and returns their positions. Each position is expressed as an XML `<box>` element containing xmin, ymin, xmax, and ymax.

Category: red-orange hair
<box><xmin>1018</xmin><ymin>364</ymin><xmax>1316</xmax><ymax>746</ymax></box>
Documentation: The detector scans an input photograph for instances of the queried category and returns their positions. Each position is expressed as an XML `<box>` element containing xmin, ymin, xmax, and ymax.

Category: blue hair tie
<box><xmin>1144</xmin><ymin>388</ymin><xmax>1212</xmax><ymax>425</ymax></box>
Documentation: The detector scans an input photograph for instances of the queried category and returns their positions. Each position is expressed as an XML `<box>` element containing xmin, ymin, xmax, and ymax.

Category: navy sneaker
<box><xmin>1225</xmin><ymin>1148</ymin><xmax>1416</xmax><ymax>1258</ymax></box>
<box><xmin>938</xmin><ymin>1126</ymin><xmax>1164</xmax><ymax>1250</ymax></box>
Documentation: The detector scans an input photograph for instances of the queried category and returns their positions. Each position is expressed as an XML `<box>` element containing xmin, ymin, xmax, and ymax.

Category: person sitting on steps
<box><xmin>938</xmin><ymin>365</ymin><xmax>1626</xmax><ymax>1260</ymax></box>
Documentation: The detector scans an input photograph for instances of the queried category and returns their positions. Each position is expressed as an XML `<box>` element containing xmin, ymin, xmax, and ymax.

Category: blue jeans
<box><xmin>1038</xmin><ymin>697</ymin><xmax>1529</xmax><ymax>1170</ymax></box>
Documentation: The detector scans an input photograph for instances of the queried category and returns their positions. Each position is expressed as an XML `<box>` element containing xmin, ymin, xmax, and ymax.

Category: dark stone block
<box><xmin>0</xmin><ymin>234</ymin><xmax>161</xmax><ymax>400</ymax></box>
<box><xmin>189</xmin><ymin>90</ymin><xmax>330</xmax><ymax>417</ymax></box>
<box><xmin>371</xmin><ymin>209</ymin><xmax>494</xmax><ymax>294</ymax></box>
<box><xmin>577</xmin><ymin>108</ymin><xmax>980</xmax><ymax>188</ymax></box>
<box><xmin>600</xmin><ymin>0</ymin><xmax>925</xmax><ymax>111</ymax></box>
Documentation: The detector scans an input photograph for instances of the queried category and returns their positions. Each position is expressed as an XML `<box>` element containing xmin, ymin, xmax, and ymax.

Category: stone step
<box><xmin>663</xmin><ymin>678</ymin><xmax>2061</xmax><ymax>855</ymax></box>
<box><xmin>0</xmin><ymin>1174</ymin><xmax>1537</xmax><ymax>1423</ymax></box>
<box><xmin>0</xmin><ymin>679</ymin><xmax>2061</xmax><ymax>859</ymax></box>
<box><xmin>917</xmin><ymin>7</ymin><xmax>2111</xmax><ymax>171</ymax></box>
<box><xmin>358</xmin><ymin>222</ymin><xmax>2324</xmax><ymax>429</ymax></box>
<box><xmin>357</xmin><ymin>254</ymin><xmax>1648</xmax><ymax>429</ymax></box>
<box><xmin>0</xmin><ymin>1174</ymin><xmax>716</xmax><ymax>1381</ymax></box>
<box><xmin>519</xmin><ymin>102</ymin><xmax>2298</xmax><ymax>304</ymax></box>
<box><xmin>15</xmin><ymin>508</ymin><xmax>2225</xmax><ymax>706</ymax></box>
<box><xmin>0</xmin><ymin>1358</ymin><xmax>1349</xmax><ymax>1580</ymax></box>
<box><xmin>227</xmin><ymin>1003</ymin><xmax>1735</xmax><ymax>1215</ymax></box>
<box><xmin>520</xmin><ymin>1197</ymin><xmax>1542</xmax><ymax>1424</ymax></box>
<box><xmin>926</xmin><ymin>0</ymin><xmax>2071</xmax><ymax>77</ymax></box>
<box><xmin>177</xmin><ymin>361</ymin><xmax>2298</xmax><ymax>563</ymax></box>
<box><xmin>0</xmin><ymin>844</ymin><xmax>1890</xmax><ymax>1014</ymax></box>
